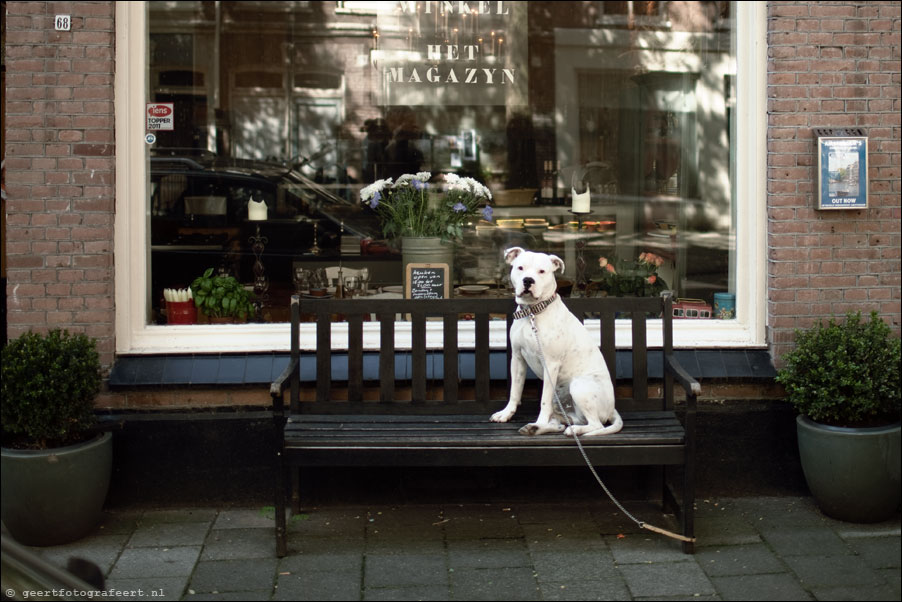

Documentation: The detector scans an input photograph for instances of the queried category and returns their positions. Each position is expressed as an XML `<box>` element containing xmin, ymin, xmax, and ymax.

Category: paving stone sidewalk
<box><xmin>26</xmin><ymin>496</ymin><xmax>901</xmax><ymax>601</ymax></box>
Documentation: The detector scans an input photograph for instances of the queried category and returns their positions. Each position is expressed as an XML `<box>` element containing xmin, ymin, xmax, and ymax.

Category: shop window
<box><xmin>124</xmin><ymin>1</ymin><xmax>758</xmax><ymax>352</ymax></box>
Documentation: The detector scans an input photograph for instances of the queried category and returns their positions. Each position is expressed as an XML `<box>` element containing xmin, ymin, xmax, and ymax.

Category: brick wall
<box><xmin>3</xmin><ymin>1</ymin><xmax>116</xmax><ymax>366</ymax></box>
<box><xmin>767</xmin><ymin>1</ymin><xmax>902</xmax><ymax>361</ymax></box>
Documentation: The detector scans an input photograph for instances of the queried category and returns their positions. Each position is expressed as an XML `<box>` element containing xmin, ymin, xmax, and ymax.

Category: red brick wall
<box><xmin>767</xmin><ymin>1</ymin><xmax>902</xmax><ymax>361</ymax></box>
<box><xmin>3</xmin><ymin>1</ymin><xmax>116</xmax><ymax>366</ymax></box>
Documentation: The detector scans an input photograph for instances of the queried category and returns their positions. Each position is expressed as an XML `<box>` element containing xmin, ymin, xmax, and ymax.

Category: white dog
<box><xmin>490</xmin><ymin>247</ymin><xmax>622</xmax><ymax>437</ymax></box>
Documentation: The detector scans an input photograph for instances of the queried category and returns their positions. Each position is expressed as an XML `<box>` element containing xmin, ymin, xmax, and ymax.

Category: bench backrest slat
<box><xmin>316</xmin><ymin>312</ymin><xmax>331</xmax><ymax>404</ymax></box>
<box><xmin>444</xmin><ymin>313</ymin><xmax>459</xmax><ymax>403</ymax></box>
<box><xmin>475</xmin><ymin>311</ymin><xmax>491</xmax><ymax>402</ymax></box>
<box><xmin>597</xmin><ymin>307</ymin><xmax>617</xmax><ymax>394</ymax></box>
<box><xmin>663</xmin><ymin>293</ymin><xmax>675</xmax><ymax>411</ymax></box>
<box><xmin>290</xmin><ymin>296</ymin><xmax>301</xmax><ymax>413</ymax></box>
<box><xmin>411</xmin><ymin>310</ymin><xmax>427</xmax><ymax>404</ymax></box>
<box><xmin>379</xmin><ymin>311</ymin><xmax>396</xmax><ymax>402</ymax></box>
<box><xmin>348</xmin><ymin>314</ymin><xmax>364</xmax><ymax>402</ymax></box>
<box><xmin>631</xmin><ymin>309</ymin><xmax>648</xmax><ymax>403</ymax></box>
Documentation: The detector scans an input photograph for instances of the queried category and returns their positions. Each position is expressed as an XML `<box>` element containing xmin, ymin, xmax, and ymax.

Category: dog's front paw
<box><xmin>491</xmin><ymin>409</ymin><xmax>515</xmax><ymax>423</ymax></box>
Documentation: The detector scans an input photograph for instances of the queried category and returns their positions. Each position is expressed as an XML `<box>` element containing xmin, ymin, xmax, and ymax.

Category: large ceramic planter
<box><xmin>1</xmin><ymin>431</ymin><xmax>113</xmax><ymax>546</ymax></box>
<box><xmin>401</xmin><ymin>236</ymin><xmax>455</xmax><ymax>288</ymax></box>
<box><xmin>796</xmin><ymin>415</ymin><xmax>900</xmax><ymax>522</ymax></box>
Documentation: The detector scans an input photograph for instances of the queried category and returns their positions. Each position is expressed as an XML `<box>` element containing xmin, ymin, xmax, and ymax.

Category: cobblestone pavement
<box><xmin>24</xmin><ymin>496</ymin><xmax>901</xmax><ymax>601</ymax></box>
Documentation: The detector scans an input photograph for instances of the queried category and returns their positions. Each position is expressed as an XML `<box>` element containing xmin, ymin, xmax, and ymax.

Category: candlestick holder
<box><xmin>310</xmin><ymin>221</ymin><xmax>321</xmax><ymax>256</ymax></box>
<box><xmin>249</xmin><ymin>223</ymin><xmax>269</xmax><ymax>312</ymax></box>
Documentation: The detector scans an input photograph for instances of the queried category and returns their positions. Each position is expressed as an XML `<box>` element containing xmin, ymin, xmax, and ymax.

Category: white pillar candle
<box><xmin>571</xmin><ymin>188</ymin><xmax>591</xmax><ymax>213</ymax></box>
<box><xmin>248</xmin><ymin>197</ymin><xmax>268</xmax><ymax>221</ymax></box>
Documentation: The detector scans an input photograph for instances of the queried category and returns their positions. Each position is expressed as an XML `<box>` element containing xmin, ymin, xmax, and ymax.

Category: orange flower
<box><xmin>647</xmin><ymin>275</ymin><xmax>657</xmax><ymax>284</ymax></box>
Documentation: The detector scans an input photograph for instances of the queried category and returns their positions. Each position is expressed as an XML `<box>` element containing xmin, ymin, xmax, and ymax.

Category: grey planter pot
<box><xmin>1</xmin><ymin>431</ymin><xmax>112</xmax><ymax>546</ymax></box>
<box><xmin>796</xmin><ymin>415</ymin><xmax>901</xmax><ymax>523</ymax></box>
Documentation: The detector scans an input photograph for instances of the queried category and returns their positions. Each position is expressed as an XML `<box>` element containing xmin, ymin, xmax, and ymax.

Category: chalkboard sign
<box><xmin>405</xmin><ymin>263</ymin><xmax>450</xmax><ymax>299</ymax></box>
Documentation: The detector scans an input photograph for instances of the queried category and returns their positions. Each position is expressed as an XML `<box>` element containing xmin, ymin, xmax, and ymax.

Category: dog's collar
<box><xmin>513</xmin><ymin>294</ymin><xmax>559</xmax><ymax>320</ymax></box>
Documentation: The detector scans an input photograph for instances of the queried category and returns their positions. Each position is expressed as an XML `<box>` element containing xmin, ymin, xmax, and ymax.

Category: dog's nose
<box><xmin>522</xmin><ymin>277</ymin><xmax>534</xmax><ymax>290</ymax></box>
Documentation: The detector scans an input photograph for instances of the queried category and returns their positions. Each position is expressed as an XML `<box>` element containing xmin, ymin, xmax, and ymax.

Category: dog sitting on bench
<box><xmin>490</xmin><ymin>247</ymin><xmax>623</xmax><ymax>437</ymax></box>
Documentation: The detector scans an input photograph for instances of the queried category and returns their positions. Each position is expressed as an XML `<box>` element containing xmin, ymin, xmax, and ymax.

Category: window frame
<box><xmin>114</xmin><ymin>1</ymin><xmax>766</xmax><ymax>354</ymax></box>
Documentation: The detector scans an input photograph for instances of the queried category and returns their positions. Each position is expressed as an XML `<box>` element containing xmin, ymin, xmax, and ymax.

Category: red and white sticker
<box><xmin>146</xmin><ymin>103</ymin><xmax>174</xmax><ymax>131</ymax></box>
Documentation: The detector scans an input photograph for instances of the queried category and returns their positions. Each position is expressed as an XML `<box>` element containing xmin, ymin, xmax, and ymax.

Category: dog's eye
<box><xmin>517</xmin><ymin>266</ymin><xmax>524</xmax><ymax>270</ymax></box>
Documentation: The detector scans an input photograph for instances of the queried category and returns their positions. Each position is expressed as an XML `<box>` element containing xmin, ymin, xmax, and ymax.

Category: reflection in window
<box><xmin>146</xmin><ymin>1</ymin><xmax>736</xmax><ymax>325</ymax></box>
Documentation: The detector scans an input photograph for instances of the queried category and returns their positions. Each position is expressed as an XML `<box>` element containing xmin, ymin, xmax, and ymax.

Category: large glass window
<box><xmin>123</xmin><ymin>1</ymin><xmax>765</xmax><ymax>352</ymax></box>
<box><xmin>145</xmin><ymin>1</ymin><xmax>736</xmax><ymax>326</ymax></box>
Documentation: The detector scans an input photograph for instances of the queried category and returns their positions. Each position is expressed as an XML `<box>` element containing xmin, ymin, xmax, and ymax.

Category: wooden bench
<box><xmin>270</xmin><ymin>293</ymin><xmax>700</xmax><ymax>556</ymax></box>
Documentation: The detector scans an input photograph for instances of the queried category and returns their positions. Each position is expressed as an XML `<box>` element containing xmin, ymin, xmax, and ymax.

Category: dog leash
<box><xmin>525</xmin><ymin>311</ymin><xmax>695</xmax><ymax>545</ymax></box>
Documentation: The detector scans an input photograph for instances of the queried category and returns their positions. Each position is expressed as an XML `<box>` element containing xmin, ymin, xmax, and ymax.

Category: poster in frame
<box><xmin>817</xmin><ymin>136</ymin><xmax>868</xmax><ymax>210</ymax></box>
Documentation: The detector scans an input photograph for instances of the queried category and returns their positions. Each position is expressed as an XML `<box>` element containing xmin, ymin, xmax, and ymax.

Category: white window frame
<box><xmin>115</xmin><ymin>1</ymin><xmax>765</xmax><ymax>354</ymax></box>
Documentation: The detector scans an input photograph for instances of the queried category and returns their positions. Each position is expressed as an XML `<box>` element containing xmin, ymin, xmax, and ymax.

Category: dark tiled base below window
<box><xmin>109</xmin><ymin>349</ymin><xmax>776</xmax><ymax>387</ymax></box>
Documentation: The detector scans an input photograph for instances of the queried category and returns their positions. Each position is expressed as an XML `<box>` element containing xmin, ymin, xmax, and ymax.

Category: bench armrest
<box><xmin>270</xmin><ymin>356</ymin><xmax>299</xmax><ymax>399</ymax></box>
<box><xmin>664</xmin><ymin>354</ymin><xmax>701</xmax><ymax>401</ymax></box>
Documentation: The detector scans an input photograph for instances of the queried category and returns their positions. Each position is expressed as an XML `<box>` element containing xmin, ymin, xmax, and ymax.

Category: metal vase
<box><xmin>401</xmin><ymin>236</ymin><xmax>455</xmax><ymax>291</ymax></box>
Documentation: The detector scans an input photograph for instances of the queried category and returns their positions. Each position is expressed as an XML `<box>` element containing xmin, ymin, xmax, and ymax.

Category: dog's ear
<box><xmin>549</xmin><ymin>254</ymin><xmax>565</xmax><ymax>273</ymax></box>
<box><xmin>504</xmin><ymin>247</ymin><xmax>524</xmax><ymax>265</ymax></box>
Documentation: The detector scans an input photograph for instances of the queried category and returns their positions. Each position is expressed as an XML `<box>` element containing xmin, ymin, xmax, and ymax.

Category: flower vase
<box><xmin>166</xmin><ymin>300</ymin><xmax>197</xmax><ymax>325</ymax></box>
<box><xmin>401</xmin><ymin>236</ymin><xmax>455</xmax><ymax>291</ymax></box>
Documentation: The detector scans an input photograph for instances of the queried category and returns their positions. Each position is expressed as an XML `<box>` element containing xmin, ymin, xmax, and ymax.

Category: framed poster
<box><xmin>817</xmin><ymin>136</ymin><xmax>868</xmax><ymax>210</ymax></box>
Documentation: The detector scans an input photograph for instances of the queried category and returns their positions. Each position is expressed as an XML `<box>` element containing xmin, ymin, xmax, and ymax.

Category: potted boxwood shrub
<box><xmin>776</xmin><ymin>311</ymin><xmax>901</xmax><ymax>522</ymax></box>
<box><xmin>1</xmin><ymin>329</ymin><xmax>112</xmax><ymax>546</ymax></box>
<box><xmin>190</xmin><ymin>267</ymin><xmax>256</xmax><ymax>323</ymax></box>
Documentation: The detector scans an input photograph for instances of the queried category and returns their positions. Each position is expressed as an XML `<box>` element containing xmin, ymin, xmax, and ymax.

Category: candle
<box><xmin>248</xmin><ymin>197</ymin><xmax>268</xmax><ymax>221</ymax></box>
<box><xmin>571</xmin><ymin>187</ymin><xmax>591</xmax><ymax>214</ymax></box>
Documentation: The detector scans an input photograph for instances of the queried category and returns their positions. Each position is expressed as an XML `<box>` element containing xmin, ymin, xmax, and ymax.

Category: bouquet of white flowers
<box><xmin>361</xmin><ymin>172</ymin><xmax>493</xmax><ymax>241</ymax></box>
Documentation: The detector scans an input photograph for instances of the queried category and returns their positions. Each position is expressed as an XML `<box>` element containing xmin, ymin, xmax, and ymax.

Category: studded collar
<box><xmin>512</xmin><ymin>293</ymin><xmax>559</xmax><ymax>320</ymax></box>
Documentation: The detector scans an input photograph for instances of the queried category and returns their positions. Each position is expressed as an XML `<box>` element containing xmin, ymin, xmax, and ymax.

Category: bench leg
<box><xmin>681</xmin><ymin>452</ymin><xmax>696</xmax><ymax>553</ymax></box>
<box><xmin>658</xmin><ymin>465</ymin><xmax>695</xmax><ymax>554</ymax></box>
<box><xmin>273</xmin><ymin>408</ymin><xmax>288</xmax><ymax>558</ymax></box>
<box><xmin>275</xmin><ymin>451</ymin><xmax>288</xmax><ymax>557</ymax></box>
<box><xmin>680</xmin><ymin>468</ymin><xmax>695</xmax><ymax>554</ymax></box>
<box><xmin>682</xmin><ymin>397</ymin><xmax>697</xmax><ymax>554</ymax></box>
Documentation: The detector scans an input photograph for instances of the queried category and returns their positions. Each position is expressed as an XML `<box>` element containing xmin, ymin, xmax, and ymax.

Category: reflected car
<box><xmin>149</xmin><ymin>150</ymin><xmax>380</xmax><ymax>320</ymax></box>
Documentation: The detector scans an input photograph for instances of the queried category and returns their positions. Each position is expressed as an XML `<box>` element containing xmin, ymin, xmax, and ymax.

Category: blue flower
<box><xmin>482</xmin><ymin>206</ymin><xmax>494</xmax><ymax>221</ymax></box>
<box><xmin>369</xmin><ymin>190</ymin><xmax>381</xmax><ymax>209</ymax></box>
<box><xmin>412</xmin><ymin>179</ymin><xmax>426</xmax><ymax>191</ymax></box>
<box><xmin>453</xmin><ymin>202</ymin><xmax>467</xmax><ymax>212</ymax></box>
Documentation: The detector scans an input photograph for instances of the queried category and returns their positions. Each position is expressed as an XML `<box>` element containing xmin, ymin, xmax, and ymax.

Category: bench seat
<box><xmin>285</xmin><ymin>413</ymin><xmax>686</xmax><ymax>465</ymax></box>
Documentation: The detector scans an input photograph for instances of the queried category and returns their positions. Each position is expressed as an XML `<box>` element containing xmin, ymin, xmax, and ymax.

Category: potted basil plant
<box><xmin>190</xmin><ymin>267</ymin><xmax>256</xmax><ymax>323</ymax></box>
<box><xmin>1</xmin><ymin>329</ymin><xmax>112</xmax><ymax>545</ymax></box>
<box><xmin>776</xmin><ymin>311</ymin><xmax>901</xmax><ymax>522</ymax></box>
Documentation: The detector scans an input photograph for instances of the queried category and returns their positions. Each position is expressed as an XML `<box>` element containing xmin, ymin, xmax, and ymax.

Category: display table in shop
<box><xmin>270</xmin><ymin>294</ymin><xmax>700</xmax><ymax>557</ymax></box>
